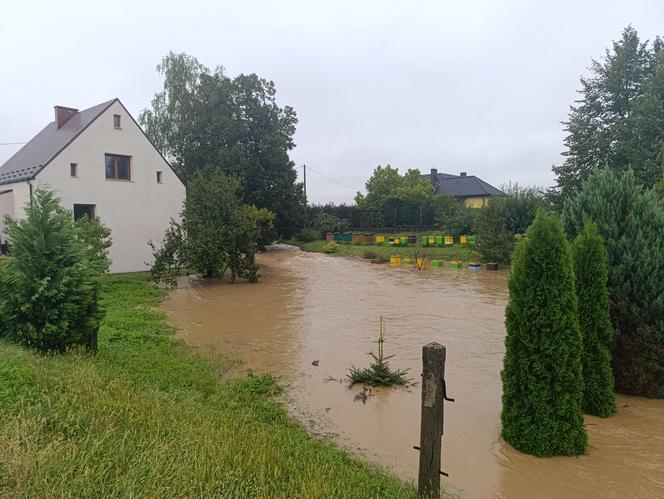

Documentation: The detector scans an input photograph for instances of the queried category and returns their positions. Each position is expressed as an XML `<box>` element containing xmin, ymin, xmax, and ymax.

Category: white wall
<box><xmin>0</xmin><ymin>182</ymin><xmax>31</xmax><ymax>242</ymax></box>
<box><xmin>0</xmin><ymin>188</ymin><xmax>15</xmax><ymax>240</ymax></box>
<box><xmin>35</xmin><ymin>100</ymin><xmax>185</xmax><ymax>273</ymax></box>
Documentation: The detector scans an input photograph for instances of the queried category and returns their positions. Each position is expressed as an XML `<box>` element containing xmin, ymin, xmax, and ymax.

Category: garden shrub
<box><xmin>321</xmin><ymin>241</ymin><xmax>338</xmax><ymax>254</ymax></box>
<box><xmin>563</xmin><ymin>168</ymin><xmax>664</xmax><ymax>397</ymax></box>
<box><xmin>150</xmin><ymin>173</ymin><xmax>259</xmax><ymax>285</ymax></box>
<box><xmin>573</xmin><ymin>222</ymin><xmax>616</xmax><ymax>417</ymax></box>
<box><xmin>501</xmin><ymin>210</ymin><xmax>587</xmax><ymax>456</ymax></box>
<box><xmin>476</xmin><ymin>199</ymin><xmax>514</xmax><ymax>264</ymax></box>
<box><xmin>0</xmin><ymin>188</ymin><xmax>104</xmax><ymax>352</ymax></box>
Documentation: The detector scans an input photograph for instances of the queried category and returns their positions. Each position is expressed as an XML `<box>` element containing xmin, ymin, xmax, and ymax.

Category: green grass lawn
<box><xmin>290</xmin><ymin>239</ymin><xmax>479</xmax><ymax>262</ymax></box>
<box><xmin>0</xmin><ymin>273</ymin><xmax>416</xmax><ymax>498</ymax></box>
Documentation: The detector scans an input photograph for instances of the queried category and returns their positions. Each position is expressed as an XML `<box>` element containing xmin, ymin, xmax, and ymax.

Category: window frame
<box><xmin>104</xmin><ymin>153</ymin><xmax>132</xmax><ymax>181</ymax></box>
<box><xmin>73</xmin><ymin>204</ymin><xmax>96</xmax><ymax>221</ymax></box>
<box><xmin>157</xmin><ymin>171</ymin><xmax>163</xmax><ymax>184</ymax></box>
<box><xmin>113</xmin><ymin>114</ymin><xmax>121</xmax><ymax>129</ymax></box>
<box><xmin>70</xmin><ymin>162</ymin><xmax>78</xmax><ymax>177</ymax></box>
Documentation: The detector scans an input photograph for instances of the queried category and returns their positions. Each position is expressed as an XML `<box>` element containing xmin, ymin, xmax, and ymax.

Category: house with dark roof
<box><xmin>0</xmin><ymin>99</ymin><xmax>185</xmax><ymax>272</ymax></box>
<box><xmin>423</xmin><ymin>168</ymin><xmax>504</xmax><ymax>207</ymax></box>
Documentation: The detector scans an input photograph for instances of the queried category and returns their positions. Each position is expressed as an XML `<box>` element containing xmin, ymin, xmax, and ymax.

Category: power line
<box><xmin>300</xmin><ymin>165</ymin><xmax>363</xmax><ymax>192</ymax></box>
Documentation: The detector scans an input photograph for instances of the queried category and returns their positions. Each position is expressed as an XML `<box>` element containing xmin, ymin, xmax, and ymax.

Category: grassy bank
<box><xmin>291</xmin><ymin>239</ymin><xmax>479</xmax><ymax>262</ymax></box>
<box><xmin>0</xmin><ymin>273</ymin><xmax>416</xmax><ymax>497</ymax></box>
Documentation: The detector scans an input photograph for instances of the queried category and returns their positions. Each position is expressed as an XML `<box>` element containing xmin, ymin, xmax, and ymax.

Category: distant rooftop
<box><xmin>423</xmin><ymin>169</ymin><xmax>504</xmax><ymax>198</ymax></box>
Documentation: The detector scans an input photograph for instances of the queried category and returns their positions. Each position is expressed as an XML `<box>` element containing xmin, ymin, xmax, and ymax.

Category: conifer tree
<box><xmin>563</xmin><ymin>168</ymin><xmax>664</xmax><ymax>397</ymax></box>
<box><xmin>0</xmin><ymin>188</ymin><xmax>103</xmax><ymax>351</ymax></box>
<box><xmin>573</xmin><ymin>222</ymin><xmax>616</xmax><ymax>417</ymax></box>
<box><xmin>501</xmin><ymin>210</ymin><xmax>587</xmax><ymax>457</ymax></box>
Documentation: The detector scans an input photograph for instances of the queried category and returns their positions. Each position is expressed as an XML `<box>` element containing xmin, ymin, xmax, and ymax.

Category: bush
<box><xmin>294</xmin><ymin>229</ymin><xmax>319</xmax><ymax>243</ymax></box>
<box><xmin>150</xmin><ymin>173</ymin><xmax>258</xmax><ymax>285</ymax></box>
<box><xmin>0</xmin><ymin>188</ymin><xmax>104</xmax><ymax>352</ymax></box>
<box><xmin>501</xmin><ymin>182</ymin><xmax>550</xmax><ymax>234</ymax></box>
<box><xmin>321</xmin><ymin>241</ymin><xmax>338</xmax><ymax>254</ymax></box>
<box><xmin>501</xmin><ymin>210</ymin><xmax>586</xmax><ymax>457</ymax></box>
<box><xmin>563</xmin><ymin>168</ymin><xmax>664</xmax><ymax>397</ymax></box>
<box><xmin>573</xmin><ymin>222</ymin><xmax>616</xmax><ymax>417</ymax></box>
<box><xmin>476</xmin><ymin>199</ymin><xmax>514</xmax><ymax>264</ymax></box>
<box><xmin>434</xmin><ymin>196</ymin><xmax>477</xmax><ymax>236</ymax></box>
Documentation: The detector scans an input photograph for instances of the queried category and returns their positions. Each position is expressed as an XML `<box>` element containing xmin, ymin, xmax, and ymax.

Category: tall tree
<box><xmin>563</xmin><ymin>168</ymin><xmax>664</xmax><ymax>397</ymax></box>
<box><xmin>501</xmin><ymin>210</ymin><xmax>586</xmax><ymax>457</ymax></box>
<box><xmin>553</xmin><ymin>26</ymin><xmax>661</xmax><ymax>200</ymax></box>
<box><xmin>355</xmin><ymin>165</ymin><xmax>435</xmax><ymax>227</ymax></box>
<box><xmin>139</xmin><ymin>52</ymin><xmax>305</xmax><ymax>237</ymax></box>
<box><xmin>573</xmin><ymin>222</ymin><xmax>616</xmax><ymax>417</ymax></box>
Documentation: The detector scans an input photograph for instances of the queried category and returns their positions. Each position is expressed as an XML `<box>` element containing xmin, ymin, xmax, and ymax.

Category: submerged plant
<box><xmin>349</xmin><ymin>316</ymin><xmax>409</xmax><ymax>386</ymax></box>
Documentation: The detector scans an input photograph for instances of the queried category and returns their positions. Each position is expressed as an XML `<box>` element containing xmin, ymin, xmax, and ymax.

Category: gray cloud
<box><xmin>2</xmin><ymin>0</ymin><xmax>662</xmax><ymax>203</ymax></box>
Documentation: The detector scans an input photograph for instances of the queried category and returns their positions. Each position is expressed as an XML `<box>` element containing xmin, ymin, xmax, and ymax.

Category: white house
<box><xmin>0</xmin><ymin>99</ymin><xmax>186</xmax><ymax>273</ymax></box>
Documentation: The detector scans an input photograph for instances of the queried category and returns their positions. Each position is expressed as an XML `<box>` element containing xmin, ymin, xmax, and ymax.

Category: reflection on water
<box><xmin>161</xmin><ymin>247</ymin><xmax>664</xmax><ymax>499</ymax></box>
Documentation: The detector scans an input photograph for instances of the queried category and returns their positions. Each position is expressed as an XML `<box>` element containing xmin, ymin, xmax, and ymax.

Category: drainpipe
<box><xmin>28</xmin><ymin>179</ymin><xmax>34</xmax><ymax>205</ymax></box>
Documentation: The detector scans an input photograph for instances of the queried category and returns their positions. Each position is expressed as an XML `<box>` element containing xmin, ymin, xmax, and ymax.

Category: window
<box><xmin>73</xmin><ymin>204</ymin><xmax>95</xmax><ymax>220</ymax></box>
<box><xmin>105</xmin><ymin>154</ymin><xmax>131</xmax><ymax>180</ymax></box>
<box><xmin>70</xmin><ymin>163</ymin><xmax>78</xmax><ymax>177</ymax></box>
<box><xmin>157</xmin><ymin>171</ymin><xmax>163</xmax><ymax>183</ymax></box>
<box><xmin>113</xmin><ymin>114</ymin><xmax>121</xmax><ymax>128</ymax></box>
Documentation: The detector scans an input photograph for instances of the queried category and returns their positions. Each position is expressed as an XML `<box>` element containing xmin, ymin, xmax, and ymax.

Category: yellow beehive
<box><xmin>416</xmin><ymin>258</ymin><xmax>427</xmax><ymax>268</ymax></box>
<box><xmin>428</xmin><ymin>237</ymin><xmax>436</xmax><ymax>245</ymax></box>
<box><xmin>444</xmin><ymin>235</ymin><xmax>453</xmax><ymax>246</ymax></box>
<box><xmin>376</xmin><ymin>235</ymin><xmax>385</xmax><ymax>244</ymax></box>
<box><xmin>389</xmin><ymin>256</ymin><xmax>401</xmax><ymax>265</ymax></box>
<box><xmin>460</xmin><ymin>235</ymin><xmax>468</xmax><ymax>245</ymax></box>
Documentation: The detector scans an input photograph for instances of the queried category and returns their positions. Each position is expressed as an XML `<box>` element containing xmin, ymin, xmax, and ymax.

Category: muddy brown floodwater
<box><xmin>161</xmin><ymin>246</ymin><xmax>664</xmax><ymax>499</ymax></box>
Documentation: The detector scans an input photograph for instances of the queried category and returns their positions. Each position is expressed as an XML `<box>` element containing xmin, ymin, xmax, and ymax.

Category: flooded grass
<box><xmin>0</xmin><ymin>273</ymin><xmax>418</xmax><ymax>497</ymax></box>
<box><xmin>290</xmin><ymin>239</ymin><xmax>478</xmax><ymax>261</ymax></box>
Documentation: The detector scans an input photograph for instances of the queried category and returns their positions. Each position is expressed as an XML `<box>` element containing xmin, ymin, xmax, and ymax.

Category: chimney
<box><xmin>54</xmin><ymin>106</ymin><xmax>78</xmax><ymax>129</ymax></box>
<box><xmin>459</xmin><ymin>171</ymin><xmax>467</xmax><ymax>177</ymax></box>
<box><xmin>430</xmin><ymin>168</ymin><xmax>439</xmax><ymax>191</ymax></box>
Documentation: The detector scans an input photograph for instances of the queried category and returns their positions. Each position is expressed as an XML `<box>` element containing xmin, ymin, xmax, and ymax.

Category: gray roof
<box><xmin>0</xmin><ymin>99</ymin><xmax>117</xmax><ymax>185</ymax></box>
<box><xmin>424</xmin><ymin>172</ymin><xmax>504</xmax><ymax>198</ymax></box>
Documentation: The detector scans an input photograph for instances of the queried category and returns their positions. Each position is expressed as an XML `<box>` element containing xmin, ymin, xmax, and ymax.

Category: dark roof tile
<box><xmin>0</xmin><ymin>99</ymin><xmax>116</xmax><ymax>184</ymax></box>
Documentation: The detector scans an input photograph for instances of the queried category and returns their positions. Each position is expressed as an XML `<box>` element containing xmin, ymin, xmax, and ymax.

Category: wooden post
<box><xmin>418</xmin><ymin>342</ymin><xmax>446</xmax><ymax>498</ymax></box>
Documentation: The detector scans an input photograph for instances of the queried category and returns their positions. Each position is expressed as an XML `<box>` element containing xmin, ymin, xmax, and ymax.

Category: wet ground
<box><xmin>161</xmin><ymin>246</ymin><xmax>664</xmax><ymax>499</ymax></box>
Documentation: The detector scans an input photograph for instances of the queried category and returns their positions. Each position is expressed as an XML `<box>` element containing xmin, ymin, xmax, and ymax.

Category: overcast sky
<box><xmin>1</xmin><ymin>1</ymin><xmax>663</xmax><ymax>203</ymax></box>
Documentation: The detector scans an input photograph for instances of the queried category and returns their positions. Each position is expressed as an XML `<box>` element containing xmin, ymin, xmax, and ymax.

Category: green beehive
<box><xmin>435</xmin><ymin>235</ymin><xmax>443</xmax><ymax>246</ymax></box>
<box><xmin>450</xmin><ymin>260</ymin><xmax>462</xmax><ymax>269</ymax></box>
<box><xmin>421</xmin><ymin>235</ymin><xmax>428</xmax><ymax>246</ymax></box>
<box><xmin>400</xmin><ymin>236</ymin><xmax>408</xmax><ymax>246</ymax></box>
<box><xmin>431</xmin><ymin>260</ymin><xmax>444</xmax><ymax>268</ymax></box>
<box><xmin>468</xmin><ymin>235</ymin><xmax>477</xmax><ymax>246</ymax></box>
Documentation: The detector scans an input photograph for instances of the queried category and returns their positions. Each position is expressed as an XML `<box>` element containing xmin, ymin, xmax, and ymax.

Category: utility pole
<box><xmin>302</xmin><ymin>164</ymin><xmax>307</xmax><ymax>219</ymax></box>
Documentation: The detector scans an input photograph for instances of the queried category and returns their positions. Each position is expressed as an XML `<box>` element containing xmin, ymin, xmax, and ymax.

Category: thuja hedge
<box><xmin>501</xmin><ymin>210</ymin><xmax>587</xmax><ymax>457</ymax></box>
<box><xmin>563</xmin><ymin>168</ymin><xmax>664</xmax><ymax>397</ymax></box>
<box><xmin>573</xmin><ymin>222</ymin><xmax>616</xmax><ymax>417</ymax></box>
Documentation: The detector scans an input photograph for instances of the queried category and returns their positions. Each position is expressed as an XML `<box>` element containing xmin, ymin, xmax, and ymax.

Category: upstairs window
<box><xmin>113</xmin><ymin>114</ymin><xmax>121</xmax><ymax>128</ymax></box>
<box><xmin>157</xmin><ymin>171</ymin><xmax>163</xmax><ymax>183</ymax></box>
<box><xmin>105</xmin><ymin>154</ymin><xmax>131</xmax><ymax>180</ymax></box>
<box><xmin>70</xmin><ymin>162</ymin><xmax>78</xmax><ymax>177</ymax></box>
